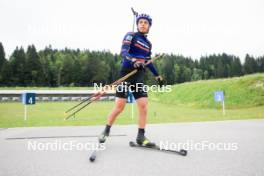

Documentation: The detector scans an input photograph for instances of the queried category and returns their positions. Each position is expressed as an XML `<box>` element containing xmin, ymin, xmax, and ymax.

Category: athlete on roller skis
<box><xmin>98</xmin><ymin>13</ymin><xmax>163</xmax><ymax>147</ymax></box>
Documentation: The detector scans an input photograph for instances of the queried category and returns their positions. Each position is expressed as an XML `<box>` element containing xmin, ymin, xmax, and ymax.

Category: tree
<box><xmin>0</xmin><ymin>42</ymin><xmax>6</xmax><ymax>70</ymax></box>
<box><xmin>25</xmin><ymin>45</ymin><xmax>45</xmax><ymax>86</ymax></box>
<box><xmin>0</xmin><ymin>62</ymin><xmax>12</xmax><ymax>86</ymax></box>
<box><xmin>230</xmin><ymin>57</ymin><xmax>243</xmax><ymax>76</ymax></box>
<box><xmin>203</xmin><ymin>70</ymin><xmax>209</xmax><ymax>79</ymax></box>
<box><xmin>191</xmin><ymin>68</ymin><xmax>203</xmax><ymax>81</ymax></box>
<box><xmin>173</xmin><ymin>64</ymin><xmax>181</xmax><ymax>83</ymax></box>
<box><xmin>161</xmin><ymin>56</ymin><xmax>175</xmax><ymax>84</ymax></box>
<box><xmin>80</xmin><ymin>53</ymin><xmax>109</xmax><ymax>86</ymax></box>
<box><xmin>0</xmin><ymin>42</ymin><xmax>260</xmax><ymax>87</ymax></box>
<box><xmin>216</xmin><ymin>59</ymin><xmax>225</xmax><ymax>78</ymax></box>
<box><xmin>9</xmin><ymin>47</ymin><xmax>27</xmax><ymax>86</ymax></box>
<box><xmin>244</xmin><ymin>54</ymin><xmax>258</xmax><ymax>74</ymax></box>
<box><xmin>61</xmin><ymin>54</ymin><xmax>73</xmax><ymax>85</ymax></box>
<box><xmin>256</xmin><ymin>56</ymin><xmax>264</xmax><ymax>72</ymax></box>
<box><xmin>183</xmin><ymin>66</ymin><xmax>192</xmax><ymax>82</ymax></box>
<box><xmin>0</xmin><ymin>42</ymin><xmax>7</xmax><ymax>83</ymax></box>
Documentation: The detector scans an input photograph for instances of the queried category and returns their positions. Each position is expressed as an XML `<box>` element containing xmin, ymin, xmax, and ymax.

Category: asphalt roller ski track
<box><xmin>0</xmin><ymin>119</ymin><xmax>264</xmax><ymax>176</ymax></box>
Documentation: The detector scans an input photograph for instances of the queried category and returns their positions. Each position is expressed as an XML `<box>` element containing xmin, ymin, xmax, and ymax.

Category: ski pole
<box><xmin>131</xmin><ymin>7</ymin><xmax>138</xmax><ymax>32</ymax></box>
<box><xmin>64</xmin><ymin>54</ymin><xmax>164</xmax><ymax>120</ymax></box>
<box><xmin>64</xmin><ymin>69</ymin><xmax>138</xmax><ymax>120</ymax></box>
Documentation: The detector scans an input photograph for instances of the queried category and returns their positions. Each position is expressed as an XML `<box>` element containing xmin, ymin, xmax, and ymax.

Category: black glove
<box><xmin>132</xmin><ymin>61</ymin><xmax>145</xmax><ymax>70</ymax></box>
<box><xmin>157</xmin><ymin>77</ymin><xmax>165</xmax><ymax>87</ymax></box>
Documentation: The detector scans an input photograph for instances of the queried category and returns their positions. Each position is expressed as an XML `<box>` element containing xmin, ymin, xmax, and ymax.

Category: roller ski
<box><xmin>129</xmin><ymin>135</ymin><xmax>187</xmax><ymax>156</ymax></box>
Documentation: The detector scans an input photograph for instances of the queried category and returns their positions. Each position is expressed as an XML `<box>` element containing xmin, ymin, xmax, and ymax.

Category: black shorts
<box><xmin>115</xmin><ymin>67</ymin><xmax>148</xmax><ymax>100</ymax></box>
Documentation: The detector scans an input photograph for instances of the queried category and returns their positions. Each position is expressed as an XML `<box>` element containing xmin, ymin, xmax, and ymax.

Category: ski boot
<box><xmin>136</xmin><ymin>135</ymin><xmax>156</xmax><ymax>147</ymax></box>
<box><xmin>98</xmin><ymin>130</ymin><xmax>109</xmax><ymax>143</ymax></box>
<box><xmin>98</xmin><ymin>125</ymin><xmax>111</xmax><ymax>143</ymax></box>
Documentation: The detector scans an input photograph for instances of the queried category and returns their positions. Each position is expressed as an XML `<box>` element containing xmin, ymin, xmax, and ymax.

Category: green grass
<box><xmin>1</xmin><ymin>73</ymin><xmax>264</xmax><ymax>128</ymax></box>
<box><xmin>0</xmin><ymin>101</ymin><xmax>263</xmax><ymax>128</ymax></box>
<box><xmin>150</xmin><ymin>73</ymin><xmax>264</xmax><ymax>108</ymax></box>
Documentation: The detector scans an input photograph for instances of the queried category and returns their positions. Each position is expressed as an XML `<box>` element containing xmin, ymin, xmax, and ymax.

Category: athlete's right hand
<box><xmin>132</xmin><ymin>59</ymin><xmax>145</xmax><ymax>70</ymax></box>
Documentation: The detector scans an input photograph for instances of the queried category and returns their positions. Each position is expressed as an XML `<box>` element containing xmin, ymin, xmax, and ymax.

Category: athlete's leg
<box><xmin>99</xmin><ymin>97</ymin><xmax>127</xmax><ymax>143</ymax></box>
<box><xmin>136</xmin><ymin>97</ymin><xmax>148</xmax><ymax>129</ymax></box>
<box><xmin>107</xmin><ymin>97</ymin><xmax>127</xmax><ymax>125</ymax></box>
<box><xmin>134</xmin><ymin>97</ymin><xmax>155</xmax><ymax>146</ymax></box>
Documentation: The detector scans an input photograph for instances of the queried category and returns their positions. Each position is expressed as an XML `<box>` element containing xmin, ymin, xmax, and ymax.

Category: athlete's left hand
<box><xmin>155</xmin><ymin>76</ymin><xmax>165</xmax><ymax>86</ymax></box>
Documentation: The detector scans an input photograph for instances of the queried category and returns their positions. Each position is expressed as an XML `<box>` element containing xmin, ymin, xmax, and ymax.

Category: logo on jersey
<box><xmin>136</xmin><ymin>40</ymin><xmax>150</xmax><ymax>49</ymax></box>
<box><xmin>125</xmin><ymin>35</ymin><xmax>133</xmax><ymax>41</ymax></box>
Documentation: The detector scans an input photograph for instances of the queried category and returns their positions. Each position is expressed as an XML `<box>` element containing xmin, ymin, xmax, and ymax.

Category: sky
<box><xmin>0</xmin><ymin>0</ymin><xmax>263</xmax><ymax>60</ymax></box>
